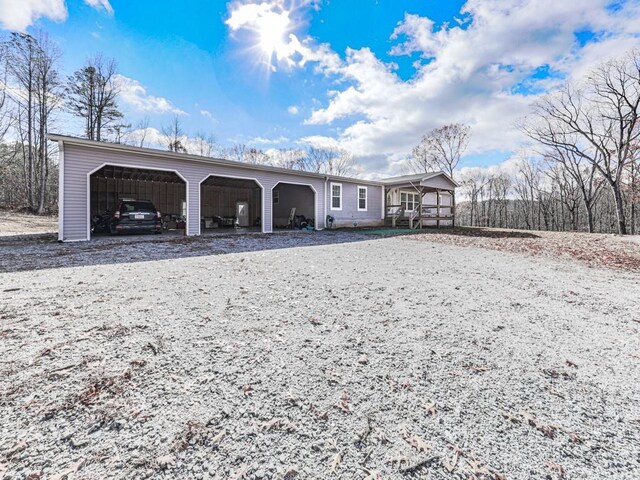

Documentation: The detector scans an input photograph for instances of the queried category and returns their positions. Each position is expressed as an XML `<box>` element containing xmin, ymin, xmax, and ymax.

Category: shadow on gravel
<box><xmin>0</xmin><ymin>229</ymin><xmax>423</xmax><ymax>273</ymax></box>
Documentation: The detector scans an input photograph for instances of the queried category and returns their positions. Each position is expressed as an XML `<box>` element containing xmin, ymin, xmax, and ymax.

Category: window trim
<box><xmin>357</xmin><ymin>186</ymin><xmax>368</xmax><ymax>211</ymax></box>
<box><xmin>400</xmin><ymin>191</ymin><xmax>421</xmax><ymax>212</ymax></box>
<box><xmin>330</xmin><ymin>182</ymin><xmax>342</xmax><ymax>211</ymax></box>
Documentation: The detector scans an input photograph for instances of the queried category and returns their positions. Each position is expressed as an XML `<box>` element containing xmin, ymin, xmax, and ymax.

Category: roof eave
<box><xmin>48</xmin><ymin>134</ymin><xmax>385</xmax><ymax>186</ymax></box>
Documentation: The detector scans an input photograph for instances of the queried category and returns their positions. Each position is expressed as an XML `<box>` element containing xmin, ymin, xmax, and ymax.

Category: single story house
<box><xmin>51</xmin><ymin>135</ymin><xmax>458</xmax><ymax>242</ymax></box>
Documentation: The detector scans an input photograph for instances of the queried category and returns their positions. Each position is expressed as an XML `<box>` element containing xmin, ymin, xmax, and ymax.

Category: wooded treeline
<box><xmin>455</xmin><ymin>154</ymin><xmax>639</xmax><ymax>234</ymax></box>
<box><xmin>411</xmin><ymin>50</ymin><xmax>639</xmax><ymax>235</ymax></box>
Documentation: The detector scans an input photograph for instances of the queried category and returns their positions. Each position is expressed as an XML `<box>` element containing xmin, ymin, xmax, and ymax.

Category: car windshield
<box><xmin>121</xmin><ymin>201</ymin><xmax>155</xmax><ymax>212</ymax></box>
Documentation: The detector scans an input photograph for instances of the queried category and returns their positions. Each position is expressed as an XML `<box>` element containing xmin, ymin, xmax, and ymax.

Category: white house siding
<box><xmin>327</xmin><ymin>181</ymin><xmax>384</xmax><ymax>228</ymax></box>
<box><xmin>59</xmin><ymin>142</ymin><xmax>385</xmax><ymax>241</ymax></box>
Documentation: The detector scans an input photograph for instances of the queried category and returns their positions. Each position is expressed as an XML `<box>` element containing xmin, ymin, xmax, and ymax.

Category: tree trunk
<box><xmin>585</xmin><ymin>203</ymin><xmax>594</xmax><ymax>233</ymax></box>
<box><xmin>612</xmin><ymin>183</ymin><xmax>627</xmax><ymax>234</ymax></box>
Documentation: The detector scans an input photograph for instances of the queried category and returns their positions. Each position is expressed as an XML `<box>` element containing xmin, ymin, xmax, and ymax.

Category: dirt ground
<box><xmin>411</xmin><ymin>228</ymin><xmax>640</xmax><ymax>272</ymax></box>
<box><xmin>0</xmin><ymin>211</ymin><xmax>57</xmax><ymax>237</ymax></box>
<box><xmin>0</xmin><ymin>230</ymin><xmax>639</xmax><ymax>480</ymax></box>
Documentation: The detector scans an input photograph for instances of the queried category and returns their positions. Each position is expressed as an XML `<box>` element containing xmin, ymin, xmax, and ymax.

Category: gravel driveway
<box><xmin>1</xmin><ymin>232</ymin><xmax>639</xmax><ymax>479</ymax></box>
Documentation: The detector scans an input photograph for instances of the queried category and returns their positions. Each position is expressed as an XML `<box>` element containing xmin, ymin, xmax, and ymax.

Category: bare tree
<box><xmin>410</xmin><ymin>123</ymin><xmax>471</xmax><ymax>178</ymax></box>
<box><xmin>66</xmin><ymin>54</ymin><xmax>122</xmax><ymax>141</ymax></box>
<box><xmin>411</xmin><ymin>123</ymin><xmax>470</xmax><ymax>227</ymax></box>
<box><xmin>4</xmin><ymin>33</ymin><xmax>38</xmax><ymax>211</ymax></box>
<box><xmin>245</xmin><ymin>147</ymin><xmax>270</xmax><ymax>165</ymax></box>
<box><xmin>33</xmin><ymin>33</ymin><xmax>62</xmax><ymax>213</ymax></box>
<box><xmin>0</xmin><ymin>54</ymin><xmax>12</xmax><ymax>143</ymax></box>
<box><xmin>544</xmin><ymin>147</ymin><xmax>604</xmax><ymax>232</ymax></box>
<box><xmin>301</xmin><ymin>146</ymin><xmax>354</xmax><ymax>176</ymax></box>
<box><xmin>270</xmin><ymin>148</ymin><xmax>305</xmax><ymax>169</ymax></box>
<box><xmin>3</xmin><ymin>31</ymin><xmax>62</xmax><ymax>214</ymax></box>
<box><xmin>225</xmin><ymin>144</ymin><xmax>248</xmax><ymax>162</ymax></box>
<box><xmin>193</xmin><ymin>131</ymin><xmax>217</xmax><ymax>157</ymax></box>
<box><xmin>459</xmin><ymin>169</ymin><xmax>487</xmax><ymax>226</ymax></box>
<box><xmin>162</xmin><ymin>115</ymin><xmax>187</xmax><ymax>153</ymax></box>
<box><xmin>124</xmin><ymin>116</ymin><xmax>150</xmax><ymax>148</ymax></box>
<box><xmin>110</xmin><ymin>121</ymin><xmax>132</xmax><ymax>144</ymax></box>
<box><xmin>524</xmin><ymin>50</ymin><xmax>640</xmax><ymax>234</ymax></box>
<box><xmin>626</xmin><ymin>149</ymin><xmax>640</xmax><ymax>234</ymax></box>
<box><xmin>224</xmin><ymin>144</ymin><xmax>270</xmax><ymax>165</ymax></box>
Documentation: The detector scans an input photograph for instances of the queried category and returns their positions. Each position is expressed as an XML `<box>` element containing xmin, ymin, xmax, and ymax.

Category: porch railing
<box><xmin>409</xmin><ymin>207</ymin><xmax>421</xmax><ymax>229</ymax></box>
<box><xmin>385</xmin><ymin>204</ymin><xmax>405</xmax><ymax>228</ymax></box>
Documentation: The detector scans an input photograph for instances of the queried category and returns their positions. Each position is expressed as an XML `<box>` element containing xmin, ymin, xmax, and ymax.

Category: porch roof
<box><xmin>381</xmin><ymin>172</ymin><xmax>459</xmax><ymax>191</ymax></box>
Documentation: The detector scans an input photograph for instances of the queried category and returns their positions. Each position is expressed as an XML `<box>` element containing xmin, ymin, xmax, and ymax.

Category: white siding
<box><xmin>325</xmin><ymin>180</ymin><xmax>384</xmax><ymax>228</ymax></box>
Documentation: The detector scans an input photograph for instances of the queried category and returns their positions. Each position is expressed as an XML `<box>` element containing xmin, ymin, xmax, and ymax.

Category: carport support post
<box><xmin>188</xmin><ymin>179</ymin><xmax>199</xmax><ymax>236</ymax></box>
<box><xmin>263</xmin><ymin>187</ymin><xmax>272</xmax><ymax>233</ymax></box>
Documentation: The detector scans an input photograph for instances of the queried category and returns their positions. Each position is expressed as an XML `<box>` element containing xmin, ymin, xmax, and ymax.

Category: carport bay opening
<box><xmin>89</xmin><ymin>164</ymin><xmax>187</xmax><ymax>234</ymax></box>
<box><xmin>200</xmin><ymin>175</ymin><xmax>262</xmax><ymax>231</ymax></box>
<box><xmin>272</xmin><ymin>182</ymin><xmax>317</xmax><ymax>229</ymax></box>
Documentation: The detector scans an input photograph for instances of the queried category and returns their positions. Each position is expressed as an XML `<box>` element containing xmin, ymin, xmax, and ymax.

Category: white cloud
<box><xmin>0</xmin><ymin>0</ymin><xmax>114</xmax><ymax>31</ymax></box>
<box><xmin>0</xmin><ymin>0</ymin><xmax>67</xmax><ymax>31</ymax></box>
<box><xmin>250</xmin><ymin>135</ymin><xmax>289</xmax><ymax>145</ymax></box>
<box><xmin>226</xmin><ymin>2</ymin><xmax>281</xmax><ymax>31</ymax></box>
<box><xmin>229</xmin><ymin>0</ymin><xmax>640</xmax><ymax>175</ymax></box>
<box><xmin>287</xmin><ymin>105</ymin><xmax>299</xmax><ymax>115</ymax></box>
<box><xmin>200</xmin><ymin>109</ymin><xmax>213</xmax><ymax>118</ymax></box>
<box><xmin>83</xmin><ymin>0</ymin><xmax>113</xmax><ymax>15</ymax></box>
<box><xmin>298</xmin><ymin>135</ymin><xmax>341</xmax><ymax>150</ymax></box>
<box><xmin>114</xmin><ymin>74</ymin><xmax>186</xmax><ymax>115</ymax></box>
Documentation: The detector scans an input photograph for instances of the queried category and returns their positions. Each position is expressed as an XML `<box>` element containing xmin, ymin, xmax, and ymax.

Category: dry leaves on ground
<box><xmin>408</xmin><ymin>228</ymin><xmax>640</xmax><ymax>271</ymax></box>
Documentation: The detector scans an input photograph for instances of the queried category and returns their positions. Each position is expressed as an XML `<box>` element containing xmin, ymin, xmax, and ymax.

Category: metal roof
<box><xmin>380</xmin><ymin>171</ymin><xmax>460</xmax><ymax>188</ymax></box>
<box><xmin>48</xmin><ymin>134</ymin><xmax>385</xmax><ymax>186</ymax></box>
<box><xmin>49</xmin><ymin>134</ymin><xmax>459</xmax><ymax>188</ymax></box>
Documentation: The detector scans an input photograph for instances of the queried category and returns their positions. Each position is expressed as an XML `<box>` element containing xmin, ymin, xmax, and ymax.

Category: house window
<box><xmin>331</xmin><ymin>183</ymin><xmax>342</xmax><ymax>210</ymax></box>
<box><xmin>273</xmin><ymin>189</ymin><xmax>279</xmax><ymax>205</ymax></box>
<box><xmin>400</xmin><ymin>192</ymin><xmax>420</xmax><ymax>211</ymax></box>
<box><xmin>357</xmin><ymin>186</ymin><xmax>367</xmax><ymax>211</ymax></box>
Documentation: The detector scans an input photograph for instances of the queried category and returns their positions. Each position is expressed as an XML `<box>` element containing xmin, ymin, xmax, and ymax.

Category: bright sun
<box><xmin>256</xmin><ymin>11</ymin><xmax>290</xmax><ymax>58</ymax></box>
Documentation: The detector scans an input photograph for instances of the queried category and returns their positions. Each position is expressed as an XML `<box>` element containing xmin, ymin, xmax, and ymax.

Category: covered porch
<box><xmin>382</xmin><ymin>172</ymin><xmax>459</xmax><ymax>229</ymax></box>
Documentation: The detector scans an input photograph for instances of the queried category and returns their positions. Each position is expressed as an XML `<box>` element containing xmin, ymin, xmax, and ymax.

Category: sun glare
<box><xmin>227</xmin><ymin>1</ymin><xmax>302</xmax><ymax>73</ymax></box>
<box><xmin>256</xmin><ymin>11</ymin><xmax>291</xmax><ymax>59</ymax></box>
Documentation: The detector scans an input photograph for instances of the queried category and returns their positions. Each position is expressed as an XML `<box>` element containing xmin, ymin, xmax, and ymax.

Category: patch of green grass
<box><xmin>361</xmin><ymin>229</ymin><xmax>422</xmax><ymax>236</ymax></box>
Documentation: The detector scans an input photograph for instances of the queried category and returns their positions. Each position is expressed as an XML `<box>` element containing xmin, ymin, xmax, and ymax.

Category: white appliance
<box><xmin>236</xmin><ymin>202</ymin><xmax>250</xmax><ymax>227</ymax></box>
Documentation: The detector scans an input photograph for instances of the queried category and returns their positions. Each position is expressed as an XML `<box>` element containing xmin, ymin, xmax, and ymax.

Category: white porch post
<box><xmin>451</xmin><ymin>189</ymin><xmax>456</xmax><ymax>228</ymax></box>
<box><xmin>436</xmin><ymin>189</ymin><xmax>441</xmax><ymax>229</ymax></box>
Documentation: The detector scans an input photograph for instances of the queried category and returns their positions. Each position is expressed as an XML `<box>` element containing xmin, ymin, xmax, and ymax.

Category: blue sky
<box><xmin>2</xmin><ymin>0</ymin><xmax>640</xmax><ymax>177</ymax></box>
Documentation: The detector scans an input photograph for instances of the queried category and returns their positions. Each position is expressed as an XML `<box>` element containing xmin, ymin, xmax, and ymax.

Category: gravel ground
<box><xmin>1</xmin><ymin>231</ymin><xmax>639</xmax><ymax>480</ymax></box>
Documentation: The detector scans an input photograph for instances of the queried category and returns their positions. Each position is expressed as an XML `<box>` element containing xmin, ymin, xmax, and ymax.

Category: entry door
<box><xmin>236</xmin><ymin>202</ymin><xmax>250</xmax><ymax>227</ymax></box>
